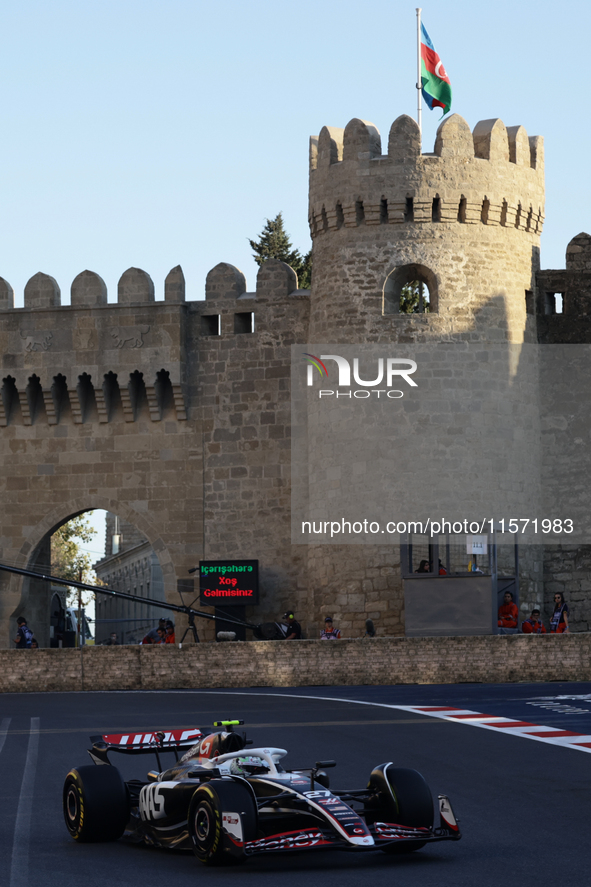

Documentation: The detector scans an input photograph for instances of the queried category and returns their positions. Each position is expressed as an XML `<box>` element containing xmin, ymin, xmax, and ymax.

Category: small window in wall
<box><xmin>201</xmin><ymin>315</ymin><xmax>220</xmax><ymax>336</ymax></box>
<box><xmin>336</xmin><ymin>202</ymin><xmax>344</xmax><ymax>229</ymax></box>
<box><xmin>383</xmin><ymin>263</ymin><xmax>438</xmax><ymax>315</ymax></box>
<box><xmin>380</xmin><ymin>198</ymin><xmax>388</xmax><ymax>224</ymax></box>
<box><xmin>234</xmin><ymin>312</ymin><xmax>254</xmax><ymax>334</ymax></box>
<box><xmin>404</xmin><ymin>197</ymin><xmax>414</xmax><ymax>222</ymax></box>
<box><xmin>545</xmin><ymin>292</ymin><xmax>564</xmax><ymax>315</ymax></box>
<box><xmin>432</xmin><ymin>197</ymin><xmax>441</xmax><ymax>223</ymax></box>
<box><xmin>525</xmin><ymin>290</ymin><xmax>535</xmax><ymax>315</ymax></box>
<box><xmin>481</xmin><ymin>198</ymin><xmax>490</xmax><ymax>225</ymax></box>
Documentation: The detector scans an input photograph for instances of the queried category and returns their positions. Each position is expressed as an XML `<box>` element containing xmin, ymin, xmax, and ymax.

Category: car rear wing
<box><xmin>88</xmin><ymin>728</ymin><xmax>203</xmax><ymax>766</ymax></box>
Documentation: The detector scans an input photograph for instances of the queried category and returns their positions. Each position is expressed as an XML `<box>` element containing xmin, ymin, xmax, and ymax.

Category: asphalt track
<box><xmin>1</xmin><ymin>682</ymin><xmax>591</xmax><ymax>887</ymax></box>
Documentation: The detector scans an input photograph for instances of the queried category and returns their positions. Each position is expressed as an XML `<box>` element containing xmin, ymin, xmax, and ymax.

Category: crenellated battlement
<box><xmin>309</xmin><ymin>113</ymin><xmax>545</xmax><ymax>237</ymax></box>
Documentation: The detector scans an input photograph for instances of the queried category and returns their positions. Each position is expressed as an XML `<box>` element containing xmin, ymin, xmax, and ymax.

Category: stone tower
<box><xmin>304</xmin><ymin>113</ymin><xmax>546</xmax><ymax>634</ymax></box>
<box><xmin>308</xmin><ymin>113</ymin><xmax>544</xmax><ymax>343</ymax></box>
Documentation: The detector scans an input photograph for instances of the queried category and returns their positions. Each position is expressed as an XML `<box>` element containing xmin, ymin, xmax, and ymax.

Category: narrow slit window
<box><xmin>457</xmin><ymin>197</ymin><xmax>467</xmax><ymax>223</ymax></box>
<box><xmin>515</xmin><ymin>203</ymin><xmax>522</xmax><ymax>229</ymax></box>
<box><xmin>481</xmin><ymin>198</ymin><xmax>490</xmax><ymax>225</ymax></box>
<box><xmin>432</xmin><ymin>197</ymin><xmax>441</xmax><ymax>223</ymax></box>
<box><xmin>355</xmin><ymin>200</ymin><xmax>365</xmax><ymax>225</ymax></box>
<box><xmin>380</xmin><ymin>198</ymin><xmax>388</xmax><ymax>224</ymax></box>
<box><xmin>336</xmin><ymin>202</ymin><xmax>344</xmax><ymax>229</ymax></box>
<box><xmin>404</xmin><ymin>197</ymin><xmax>414</xmax><ymax>222</ymax></box>
<box><xmin>321</xmin><ymin>206</ymin><xmax>328</xmax><ymax>232</ymax></box>
<box><xmin>500</xmin><ymin>200</ymin><xmax>508</xmax><ymax>227</ymax></box>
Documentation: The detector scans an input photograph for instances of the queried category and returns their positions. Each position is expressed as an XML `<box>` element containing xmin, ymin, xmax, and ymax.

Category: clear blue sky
<box><xmin>0</xmin><ymin>0</ymin><xmax>587</xmax><ymax>306</ymax></box>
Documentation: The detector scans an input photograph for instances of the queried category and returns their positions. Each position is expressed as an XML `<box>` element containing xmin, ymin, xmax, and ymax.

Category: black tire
<box><xmin>188</xmin><ymin>780</ymin><xmax>257</xmax><ymax>866</ymax></box>
<box><xmin>380</xmin><ymin>767</ymin><xmax>433</xmax><ymax>855</ymax></box>
<box><xmin>63</xmin><ymin>765</ymin><xmax>129</xmax><ymax>843</ymax></box>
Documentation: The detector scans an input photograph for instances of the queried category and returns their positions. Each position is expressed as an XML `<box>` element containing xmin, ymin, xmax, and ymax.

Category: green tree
<box><xmin>249</xmin><ymin>212</ymin><xmax>312</xmax><ymax>289</ymax></box>
<box><xmin>51</xmin><ymin>515</ymin><xmax>98</xmax><ymax>606</ymax></box>
<box><xmin>399</xmin><ymin>280</ymin><xmax>430</xmax><ymax>314</ymax></box>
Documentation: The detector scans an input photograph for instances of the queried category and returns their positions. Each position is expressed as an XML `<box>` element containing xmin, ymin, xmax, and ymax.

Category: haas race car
<box><xmin>63</xmin><ymin>719</ymin><xmax>461</xmax><ymax>865</ymax></box>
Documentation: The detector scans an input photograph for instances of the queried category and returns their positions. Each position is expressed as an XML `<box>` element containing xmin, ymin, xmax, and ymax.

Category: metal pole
<box><xmin>416</xmin><ymin>8</ymin><xmax>422</xmax><ymax>142</ymax></box>
<box><xmin>0</xmin><ymin>561</ymin><xmax>260</xmax><ymax>633</ymax></box>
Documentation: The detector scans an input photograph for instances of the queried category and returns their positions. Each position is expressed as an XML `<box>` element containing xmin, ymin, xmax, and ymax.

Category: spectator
<box><xmin>142</xmin><ymin>618</ymin><xmax>167</xmax><ymax>645</ymax></box>
<box><xmin>415</xmin><ymin>560</ymin><xmax>430</xmax><ymax>573</ymax></box>
<box><xmin>550</xmin><ymin>593</ymin><xmax>569</xmax><ymax>633</ymax></box>
<box><xmin>165</xmin><ymin>621</ymin><xmax>176</xmax><ymax>644</ymax></box>
<box><xmin>282</xmin><ymin>610</ymin><xmax>302</xmax><ymax>640</ymax></box>
<box><xmin>155</xmin><ymin>627</ymin><xmax>167</xmax><ymax>644</ymax></box>
<box><xmin>320</xmin><ymin>616</ymin><xmax>341</xmax><ymax>640</ymax></box>
<box><xmin>30</xmin><ymin>638</ymin><xmax>39</xmax><ymax>649</ymax></box>
<box><xmin>498</xmin><ymin>591</ymin><xmax>518</xmax><ymax>631</ymax></box>
<box><xmin>522</xmin><ymin>609</ymin><xmax>546</xmax><ymax>634</ymax></box>
<box><xmin>14</xmin><ymin>616</ymin><xmax>33</xmax><ymax>649</ymax></box>
<box><xmin>104</xmin><ymin>632</ymin><xmax>120</xmax><ymax>645</ymax></box>
<box><xmin>438</xmin><ymin>559</ymin><xmax>447</xmax><ymax>575</ymax></box>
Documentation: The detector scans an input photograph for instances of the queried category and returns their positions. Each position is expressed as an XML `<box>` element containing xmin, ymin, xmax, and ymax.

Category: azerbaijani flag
<box><xmin>420</xmin><ymin>22</ymin><xmax>452</xmax><ymax>116</ymax></box>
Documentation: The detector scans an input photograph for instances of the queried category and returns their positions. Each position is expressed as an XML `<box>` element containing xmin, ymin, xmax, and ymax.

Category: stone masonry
<box><xmin>1</xmin><ymin>110</ymin><xmax>591</xmax><ymax>649</ymax></box>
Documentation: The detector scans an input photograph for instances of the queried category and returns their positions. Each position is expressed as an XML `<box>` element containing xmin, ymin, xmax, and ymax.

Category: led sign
<box><xmin>199</xmin><ymin>559</ymin><xmax>259</xmax><ymax>606</ymax></box>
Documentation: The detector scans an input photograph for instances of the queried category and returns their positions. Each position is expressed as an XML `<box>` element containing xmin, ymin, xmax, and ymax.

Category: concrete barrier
<box><xmin>2</xmin><ymin>634</ymin><xmax>590</xmax><ymax>693</ymax></box>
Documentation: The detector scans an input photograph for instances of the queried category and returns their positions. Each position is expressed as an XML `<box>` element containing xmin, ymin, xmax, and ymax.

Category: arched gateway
<box><xmin>0</xmin><ymin>262</ymin><xmax>306</xmax><ymax>646</ymax></box>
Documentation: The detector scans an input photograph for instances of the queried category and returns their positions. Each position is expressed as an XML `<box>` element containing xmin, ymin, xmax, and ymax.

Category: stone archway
<box><xmin>5</xmin><ymin>497</ymin><xmax>177</xmax><ymax>648</ymax></box>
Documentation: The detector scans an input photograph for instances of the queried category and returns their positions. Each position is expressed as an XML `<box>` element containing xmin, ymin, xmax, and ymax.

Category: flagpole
<box><xmin>416</xmin><ymin>7</ymin><xmax>422</xmax><ymax>144</ymax></box>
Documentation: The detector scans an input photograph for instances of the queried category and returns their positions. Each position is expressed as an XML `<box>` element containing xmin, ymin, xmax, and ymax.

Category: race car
<box><xmin>63</xmin><ymin>719</ymin><xmax>461</xmax><ymax>865</ymax></box>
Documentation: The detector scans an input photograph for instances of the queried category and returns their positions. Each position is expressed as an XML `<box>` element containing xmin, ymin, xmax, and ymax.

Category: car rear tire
<box><xmin>63</xmin><ymin>765</ymin><xmax>129</xmax><ymax>842</ymax></box>
<box><xmin>376</xmin><ymin>767</ymin><xmax>433</xmax><ymax>854</ymax></box>
<box><xmin>189</xmin><ymin>780</ymin><xmax>257</xmax><ymax>866</ymax></box>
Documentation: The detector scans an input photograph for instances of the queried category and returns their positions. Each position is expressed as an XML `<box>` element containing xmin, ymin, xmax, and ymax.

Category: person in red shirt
<box><xmin>498</xmin><ymin>592</ymin><xmax>518</xmax><ymax>629</ymax></box>
<box><xmin>522</xmin><ymin>609</ymin><xmax>546</xmax><ymax>634</ymax></box>
<box><xmin>164</xmin><ymin>621</ymin><xmax>176</xmax><ymax>644</ymax></box>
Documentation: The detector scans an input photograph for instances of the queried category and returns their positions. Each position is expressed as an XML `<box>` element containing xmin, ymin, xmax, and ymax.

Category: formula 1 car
<box><xmin>63</xmin><ymin>720</ymin><xmax>461</xmax><ymax>865</ymax></box>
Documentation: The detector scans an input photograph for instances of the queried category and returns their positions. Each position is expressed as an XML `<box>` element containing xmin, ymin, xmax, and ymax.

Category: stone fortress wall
<box><xmin>0</xmin><ymin>109</ymin><xmax>590</xmax><ymax>647</ymax></box>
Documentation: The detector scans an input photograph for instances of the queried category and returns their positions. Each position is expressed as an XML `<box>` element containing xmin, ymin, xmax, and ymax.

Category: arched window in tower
<box><xmin>500</xmin><ymin>200</ymin><xmax>508</xmax><ymax>227</ymax></box>
<box><xmin>481</xmin><ymin>197</ymin><xmax>490</xmax><ymax>224</ymax></box>
<box><xmin>382</xmin><ymin>264</ymin><xmax>438</xmax><ymax>315</ymax></box>
<box><xmin>515</xmin><ymin>203</ymin><xmax>522</xmax><ymax>229</ymax></box>
<box><xmin>355</xmin><ymin>200</ymin><xmax>365</xmax><ymax>225</ymax></box>
<box><xmin>336</xmin><ymin>202</ymin><xmax>344</xmax><ymax>229</ymax></box>
<box><xmin>380</xmin><ymin>198</ymin><xmax>389</xmax><ymax>224</ymax></box>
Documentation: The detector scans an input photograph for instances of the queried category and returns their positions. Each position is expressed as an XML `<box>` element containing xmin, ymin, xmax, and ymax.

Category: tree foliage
<box><xmin>399</xmin><ymin>280</ymin><xmax>431</xmax><ymax>315</ymax></box>
<box><xmin>249</xmin><ymin>212</ymin><xmax>312</xmax><ymax>289</ymax></box>
<box><xmin>51</xmin><ymin>515</ymin><xmax>98</xmax><ymax>606</ymax></box>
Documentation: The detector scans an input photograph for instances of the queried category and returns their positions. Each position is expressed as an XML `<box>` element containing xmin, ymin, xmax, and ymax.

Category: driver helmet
<box><xmin>229</xmin><ymin>755</ymin><xmax>270</xmax><ymax>776</ymax></box>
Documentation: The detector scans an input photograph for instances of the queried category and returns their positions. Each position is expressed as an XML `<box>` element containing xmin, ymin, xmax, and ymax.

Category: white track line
<box><xmin>156</xmin><ymin>690</ymin><xmax>591</xmax><ymax>755</ymax></box>
<box><xmin>9</xmin><ymin>717</ymin><xmax>40</xmax><ymax>887</ymax></box>
<box><xmin>0</xmin><ymin>718</ymin><xmax>11</xmax><ymax>756</ymax></box>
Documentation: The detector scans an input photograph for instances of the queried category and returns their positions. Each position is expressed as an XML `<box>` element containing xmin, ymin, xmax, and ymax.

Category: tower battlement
<box><xmin>309</xmin><ymin>114</ymin><xmax>544</xmax><ymax>236</ymax></box>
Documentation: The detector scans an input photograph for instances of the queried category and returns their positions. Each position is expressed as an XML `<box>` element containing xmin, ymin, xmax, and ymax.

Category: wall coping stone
<box><xmin>1</xmin><ymin>634</ymin><xmax>589</xmax><ymax>694</ymax></box>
